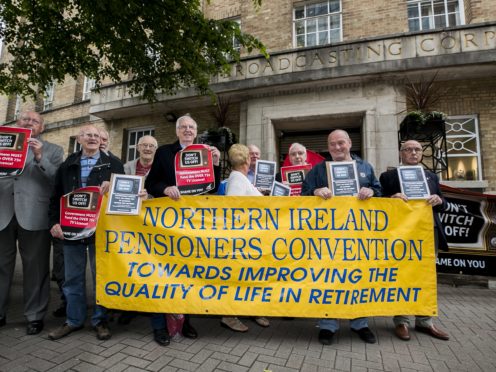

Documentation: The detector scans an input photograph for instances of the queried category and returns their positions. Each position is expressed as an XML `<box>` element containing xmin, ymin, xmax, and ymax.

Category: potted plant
<box><xmin>199</xmin><ymin>95</ymin><xmax>236</xmax><ymax>151</ymax></box>
<box><xmin>399</xmin><ymin>74</ymin><xmax>447</xmax><ymax>141</ymax></box>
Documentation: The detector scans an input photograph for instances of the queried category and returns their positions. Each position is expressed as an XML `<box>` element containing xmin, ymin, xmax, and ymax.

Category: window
<box><xmin>13</xmin><ymin>95</ymin><xmax>21</xmax><ymax>120</ymax></box>
<box><xmin>126</xmin><ymin>128</ymin><xmax>155</xmax><ymax>162</ymax></box>
<box><xmin>232</xmin><ymin>18</ymin><xmax>241</xmax><ymax>53</ymax></box>
<box><xmin>83</xmin><ymin>77</ymin><xmax>96</xmax><ymax>100</ymax></box>
<box><xmin>443</xmin><ymin>115</ymin><xmax>482</xmax><ymax>181</ymax></box>
<box><xmin>43</xmin><ymin>82</ymin><xmax>55</xmax><ymax>111</ymax></box>
<box><xmin>294</xmin><ymin>0</ymin><xmax>342</xmax><ymax>48</ymax></box>
<box><xmin>407</xmin><ymin>0</ymin><xmax>464</xmax><ymax>31</ymax></box>
<box><xmin>69</xmin><ymin>136</ymin><xmax>82</xmax><ymax>154</ymax></box>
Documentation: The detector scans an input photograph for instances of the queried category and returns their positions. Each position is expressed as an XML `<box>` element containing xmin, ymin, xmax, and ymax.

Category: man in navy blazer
<box><xmin>0</xmin><ymin>111</ymin><xmax>64</xmax><ymax>335</ymax></box>
<box><xmin>145</xmin><ymin>115</ymin><xmax>221</xmax><ymax>343</ymax></box>
<box><xmin>379</xmin><ymin>139</ymin><xmax>450</xmax><ymax>341</ymax></box>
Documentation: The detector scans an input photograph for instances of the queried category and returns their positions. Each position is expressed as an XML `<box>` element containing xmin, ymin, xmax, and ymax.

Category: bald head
<box><xmin>327</xmin><ymin>129</ymin><xmax>352</xmax><ymax>161</ymax></box>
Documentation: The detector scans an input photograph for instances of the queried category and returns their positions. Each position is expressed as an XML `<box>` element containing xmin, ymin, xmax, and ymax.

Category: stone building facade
<box><xmin>1</xmin><ymin>0</ymin><xmax>495</xmax><ymax>191</ymax></box>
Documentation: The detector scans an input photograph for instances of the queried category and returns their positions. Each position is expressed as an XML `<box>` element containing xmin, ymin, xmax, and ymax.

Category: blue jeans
<box><xmin>150</xmin><ymin>314</ymin><xmax>167</xmax><ymax>330</ymax></box>
<box><xmin>63</xmin><ymin>243</ymin><xmax>106</xmax><ymax>327</ymax></box>
<box><xmin>319</xmin><ymin>317</ymin><xmax>368</xmax><ymax>332</ymax></box>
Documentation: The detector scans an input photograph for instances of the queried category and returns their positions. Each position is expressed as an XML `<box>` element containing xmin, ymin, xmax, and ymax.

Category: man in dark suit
<box><xmin>0</xmin><ymin>111</ymin><xmax>64</xmax><ymax>335</ymax></box>
<box><xmin>145</xmin><ymin>115</ymin><xmax>221</xmax><ymax>343</ymax></box>
<box><xmin>379</xmin><ymin>139</ymin><xmax>449</xmax><ymax>341</ymax></box>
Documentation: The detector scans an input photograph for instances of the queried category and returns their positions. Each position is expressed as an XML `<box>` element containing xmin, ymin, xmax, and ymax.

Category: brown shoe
<box><xmin>395</xmin><ymin>324</ymin><xmax>410</xmax><ymax>341</ymax></box>
<box><xmin>220</xmin><ymin>317</ymin><xmax>248</xmax><ymax>332</ymax></box>
<box><xmin>415</xmin><ymin>325</ymin><xmax>449</xmax><ymax>340</ymax></box>
<box><xmin>48</xmin><ymin>323</ymin><xmax>83</xmax><ymax>340</ymax></box>
<box><xmin>254</xmin><ymin>317</ymin><xmax>270</xmax><ymax>327</ymax></box>
<box><xmin>94</xmin><ymin>321</ymin><xmax>112</xmax><ymax>340</ymax></box>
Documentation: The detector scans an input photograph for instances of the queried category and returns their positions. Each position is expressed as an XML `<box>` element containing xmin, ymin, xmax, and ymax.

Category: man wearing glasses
<box><xmin>380</xmin><ymin>139</ymin><xmax>450</xmax><ymax>341</ymax></box>
<box><xmin>48</xmin><ymin>125</ymin><xmax>124</xmax><ymax>341</ymax></box>
<box><xmin>124</xmin><ymin>135</ymin><xmax>158</xmax><ymax>177</ymax></box>
<box><xmin>145</xmin><ymin>115</ymin><xmax>221</xmax><ymax>341</ymax></box>
<box><xmin>0</xmin><ymin>111</ymin><xmax>64</xmax><ymax>335</ymax></box>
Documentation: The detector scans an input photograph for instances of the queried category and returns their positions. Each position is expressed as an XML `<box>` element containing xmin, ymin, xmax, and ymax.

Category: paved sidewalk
<box><xmin>1</xmin><ymin>258</ymin><xmax>496</xmax><ymax>372</ymax></box>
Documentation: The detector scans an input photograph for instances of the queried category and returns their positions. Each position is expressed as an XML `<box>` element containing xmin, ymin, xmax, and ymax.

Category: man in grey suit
<box><xmin>0</xmin><ymin>111</ymin><xmax>64</xmax><ymax>335</ymax></box>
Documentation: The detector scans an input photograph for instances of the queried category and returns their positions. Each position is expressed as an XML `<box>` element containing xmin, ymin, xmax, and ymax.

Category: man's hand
<box><xmin>138</xmin><ymin>189</ymin><xmax>149</xmax><ymax>200</ymax></box>
<box><xmin>164</xmin><ymin>185</ymin><xmax>181</xmax><ymax>200</ymax></box>
<box><xmin>391</xmin><ymin>192</ymin><xmax>408</xmax><ymax>202</ymax></box>
<box><xmin>210</xmin><ymin>146</ymin><xmax>221</xmax><ymax>166</ymax></box>
<box><xmin>50</xmin><ymin>224</ymin><xmax>64</xmax><ymax>240</ymax></box>
<box><xmin>314</xmin><ymin>187</ymin><xmax>332</xmax><ymax>200</ymax></box>
<box><xmin>100</xmin><ymin>181</ymin><xmax>111</xmax><ymax>194</ymax></box>
<box><xmin>28</xmin><ymin>138</ymin><xmax>43</xmax><ymax>162</ymax></box>
<box><xmin>427</xmin><ymin>194</ymin><xmax>443</xmax><ymax>206</ymax></box>
<box><xmin>357</xmin><ymin>187</ymin><xmax>374</xmax><ymax>200</ymax></box>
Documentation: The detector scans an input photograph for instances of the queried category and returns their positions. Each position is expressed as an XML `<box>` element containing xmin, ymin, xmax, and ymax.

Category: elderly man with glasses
<box><xmin>48</xmin><ymin>125</ymin><xmax>124</xmax><ymax>341</ymax></box>
<box><xmin>0</xmin><ymin>111</ymin><xmax>64</xmax><ymax>335</ymax></box>
<box><xmin>145</xmin><ymin>115</ymin><xmax>221</xmax><ymax>342</ymax></box>
<box><xmin>379</xmin><ymin>140</ymin><xmax>450</xmax><ymax>341</ymax></box>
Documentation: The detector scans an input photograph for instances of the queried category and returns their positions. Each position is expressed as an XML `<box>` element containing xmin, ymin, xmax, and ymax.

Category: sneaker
<box><xmin>48</xmin><ymin>323</ymin><xmax>83</xmax><ymax>340</ymax></box>
<box><xmin>94</xmin><ymin>321</ymin><xmax>112</xmax><ymax>340</ymax></box>
<box><xmin>254</xmin><ymin>317</ymin><xmax>270</xmax><ymax>327</ymax></box>
<box><xmin>318</xmin><ymin>329</ymin><xmax>335</xmax><ymax>345</ymax></box>
<box><xmin>220</xmin><ymin>317</ymin><xmax>249</xmax><ymax>332</ymax></box>
<box><xmin>352</xmin><ymin>327</ymin><xmax>377</xmax><ymax>344</ymax></box>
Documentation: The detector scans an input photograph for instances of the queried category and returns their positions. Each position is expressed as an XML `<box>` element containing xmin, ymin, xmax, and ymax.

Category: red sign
<box><xmin>60</xmin><ymin>186</ymin><xmax>103</xmax><ymax>240</ymax></box>
<box><xmin>0</xmin><ymin>126</ymin><xmax>31</xmax><ymax>177</ymax></box>
<box><xmin>175</xmin><ymin>144</ymin><xmax>215</xmax><ymax>195</ymax></box>
<box><xmin>280</xmin><ymin>164</ymin><xmax>312</xmax><ymax>196</ymax></box>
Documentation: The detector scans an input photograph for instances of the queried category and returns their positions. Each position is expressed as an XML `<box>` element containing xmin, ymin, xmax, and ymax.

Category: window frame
<box><xmin>407</xmin><ymin>0</ymin><xmax>465</xmax><ymax>32</ymax></box>
<box><xmin>82</xmin><ymin>76</ymin><xmax>96</xmax><ymax>101</ymax></box>
<box><xmin>442</xmin><ymin>114</ymin><xmax>482</xmax><ymax>181</ymax></box>
<box><xmin>43</xmin><ymin>82</ymin><xmax>55</xmax><ymax>111</ymax></box>
<box><xmin>293</xmin><ymin>0</ymin><xmax>343</xmax><ymax>48</ymax></box>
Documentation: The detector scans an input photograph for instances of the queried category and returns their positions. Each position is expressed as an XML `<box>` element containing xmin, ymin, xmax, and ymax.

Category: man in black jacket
<box><xmin>379</xmin><ymin>139</ymin><xmax>449</xmax><ymax>341</ymax></box>
<box><xmin>48</xmin><ymin>125</ymin><xmax>124</xmax><ymax>341</ymax></box>
<box><xmin>145</xmin><ymin>115</ymin><xmax>220</xmax><ymax>342</ymax></box>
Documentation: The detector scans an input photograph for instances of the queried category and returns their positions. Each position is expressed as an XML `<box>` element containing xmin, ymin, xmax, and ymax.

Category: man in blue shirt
<box><xmin>302</xmin><ymin>129</ymin><xmax>381</xmax><ymax>345</ymax></box>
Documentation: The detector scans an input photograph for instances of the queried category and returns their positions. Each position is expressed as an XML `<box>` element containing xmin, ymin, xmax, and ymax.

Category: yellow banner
<box><xmin>96</xmin><ymin>196</ymin><xmax>437</xmax><ymax>318</ymax></box>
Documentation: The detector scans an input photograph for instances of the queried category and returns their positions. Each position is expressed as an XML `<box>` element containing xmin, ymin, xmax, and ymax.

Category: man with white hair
<box><xmin>48</xmin><ymin>125</ymin><xmax>124</xmax><ymax>341</ymax></box>
<box><xmin>145</xmin><ymin>115</ymin><xmax>221</xmax><ymax>341</ymax></box>
<box><xmin>0</xmin><ymin>111</ymin><xmax>64</xmax><ymax>335</ymax></box>
<box><xmin>124</xmin><ymin>135</ymin><xmax>158</xmax><ymax>176</ymax></box>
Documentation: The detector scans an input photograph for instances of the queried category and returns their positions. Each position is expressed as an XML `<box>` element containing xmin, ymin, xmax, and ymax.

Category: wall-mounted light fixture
<box><xmin>165</xmin><ymin>112</ymin><xmax>177</xmax><ymax>123</ymax></box>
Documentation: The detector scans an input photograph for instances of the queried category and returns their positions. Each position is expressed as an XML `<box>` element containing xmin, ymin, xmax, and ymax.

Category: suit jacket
<box><xmin>379</xmin><ymin>167</ymin><xmax>448</xmax><ymax>251</ymax></box>
<box><xmin>145</xmin><ymin>141</ymin><xmax>220</xmax><ymax>198</ymax></box>
<box><xmin>0</xmin><ymin>138</ymin><xmax>64</xmax><ymax>231</ymax></box>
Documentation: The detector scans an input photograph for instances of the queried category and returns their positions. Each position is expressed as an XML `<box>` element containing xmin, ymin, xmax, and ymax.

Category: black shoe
<box><xmin>26</xmin><ymin>320</ymin><xmax>44</xmax><ymax>335</ymax></box>
<box><xmin>94</xmin><ymin>321</ymin><xmax>112</xmax><ymax>340</ymax></box>
<box><xmin>318</xmin><ymin>329</ymin><xmax>335</xmax><ymax>345</ymax></box>
<box><xmin>117</xmin><ymin>311</ymin><xmax>136</xmax><ymax>325</ymax></box>
<box><xmin>182</xmin><ymin>321</ymin><xmax>198</xmax><ymax>339</ymax></box>
<box><xmin>352</xmin><ymin>327</ymin><xmax>376</xmax><ymax>344</ymax></box>
<box><xmin>52</xmin><ymin>303</ymin><xmax>67</xmax><ymax>318</ymax></box>
<box><xmin>153</xmin><ymin>328</ymin><xmax>170</xmax><ymax>346</ymax></box>
<box><xmin>0</xmin><ymin>316</ymin><xmax>5</xmax><ymax>327</ymax></box>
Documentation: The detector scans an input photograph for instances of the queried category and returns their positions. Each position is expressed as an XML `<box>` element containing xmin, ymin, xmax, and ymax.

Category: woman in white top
<box><xmin>221</xmin><ymin>144</ymin><xmax>270</xmax><ymax>332</ymax></box>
